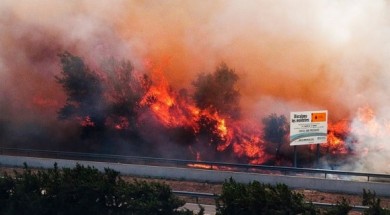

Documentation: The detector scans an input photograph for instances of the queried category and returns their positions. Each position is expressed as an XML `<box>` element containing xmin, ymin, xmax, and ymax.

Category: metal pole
<box><xmin>316</xmin><ymin>144</ymin><xmax>320</xmax><ymax>167</ymax></box>
<box><xmin>294</xmin><ymin>146</ymin><xmax>297</xmax><ymax>167</ymax></box>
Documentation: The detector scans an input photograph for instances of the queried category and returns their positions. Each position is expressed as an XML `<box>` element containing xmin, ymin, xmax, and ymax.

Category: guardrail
<box><xmin>0</xmin><ymin>147</ymin><xmax>389</xmax><ymax>182</ymax></box>
<box><xmin>173</xmin><ymin>190</ymin><xmax>218</xmax><ymax>203</ymax></box>
<box><xmin>173</xmin><ymin>190</ymin><xmax>370</xmax><ymax>212</ymax></box>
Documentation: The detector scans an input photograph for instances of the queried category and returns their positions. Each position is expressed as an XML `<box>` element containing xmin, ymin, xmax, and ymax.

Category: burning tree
<box><xmin>56</xmin><ymin>52</ymin><xmax>107</xmax><ymax>139</ymax></box>
<box><xmin>262</xmin><ymin>114</ymin><xmax>289</xmax><ymax>162</ymax></box>
<box><xmin>55</xmin><ymin>51</ymin><xmax>358</xmax><ymax>167</ymax></box>
<box><xmin>192</xmin><ymin>63</ymin><xmax>241</xmax><ymax>119</ymax></box>
<box><xmin>102</xmin><ymin>58</ymin><xmax>151</xmax><ymax>133</ymax></box>
<box><xmin>56</xmin><ymin>54</ymin><xmax>253</xmax><ymax>161</ymax></box>
<box><xmin>56</xmin><ymin>52</ymin><xmax>154</xmax><ymax>152</ymax></box>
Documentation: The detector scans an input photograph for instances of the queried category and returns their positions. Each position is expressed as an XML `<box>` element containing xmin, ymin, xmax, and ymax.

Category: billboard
<box><xmin>290</xmin><ymin>110</ymin><xmax>328</xmax><ymax>146</ymax></box>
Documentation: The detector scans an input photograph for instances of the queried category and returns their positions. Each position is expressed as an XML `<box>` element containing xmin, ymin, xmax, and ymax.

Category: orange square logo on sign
<box><xmin>311</xmin><ymin>112</ymin><xmax>326</xmax><ymax>122</ymax></box>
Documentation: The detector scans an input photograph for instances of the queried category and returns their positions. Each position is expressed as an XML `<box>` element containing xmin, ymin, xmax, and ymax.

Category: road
<box><xmin>182</xmin><ymin>203</ymin><xmax>215</xmax><ymax>215</ymax></box>
<box><xmin>0</xmin><ymin>154</ymin><xmax>389</xmax><ymax>196</ymax></box>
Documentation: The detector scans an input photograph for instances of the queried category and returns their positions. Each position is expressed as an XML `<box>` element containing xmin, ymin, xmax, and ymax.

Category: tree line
<box><xmin>0</xmin><ymin>164</ymin><xmax>389</xmax><ymax>214</ymax></box>
<box><xmin>56</xmin><ymin>52</ymin><xmax>293</xmax><ymax>164</ymax></box>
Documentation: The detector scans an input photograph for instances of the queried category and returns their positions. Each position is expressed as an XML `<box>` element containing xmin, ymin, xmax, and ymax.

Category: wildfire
<box><xmin>321</xmin><ymin>106</ymin><xmax>389</xmax><ymax>158</ymax></box>
<box><xmin>323</xmin><ymin>119</ymin><xmax>351</xmax><ymax>155</ymax></box>
<box><xmin>138</xmin><ymin>61</ymin><xmax>269</xmax><ymax>164</ymax></box>
<box><xmin>140</xmin><ymin>64</ymin><xmax>200</xmax><ymax>130</ymax></box>
<box><xmin>79</xmin><ymin>116</ymin><xmax>95</xmax><ymax>127</ymax></box>
<box><xmin>134</xmin><ymin>61</ymin><xmax>385</xmax><ymax>166</ymax></box>
<box><xmin>230</xmin><ymin>121</ymin><xmax>269</xmax><ymax>164</ymax></box>
<box><xmin>113</xmin><ymin>116</ymin><xmax>129</xmax><ymax>130</ymax></box>
<box><xmin>350</xmin><ymin>106</ymin><xmax>390</xmax><ymax>156</ymax></box>
<box><xmin>57</xmin><ymin>52</ymin><xmax>390</xmax><ymax>168</ymax></box>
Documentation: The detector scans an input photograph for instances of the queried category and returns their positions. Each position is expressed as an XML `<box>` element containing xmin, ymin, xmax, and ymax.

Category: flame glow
<box><xmin>138</xmin><ymin>62</ymin><xmax>269</xmax><ymax>164</ymax></box>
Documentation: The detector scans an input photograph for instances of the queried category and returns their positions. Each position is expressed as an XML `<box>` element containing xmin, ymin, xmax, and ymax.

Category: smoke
<box><xmin>1</xmin><ymin>0</ymin><xmax>390</xmax><ymax>171</ymax></box>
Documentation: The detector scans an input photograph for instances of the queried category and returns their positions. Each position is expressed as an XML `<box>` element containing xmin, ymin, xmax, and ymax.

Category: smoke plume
<box><xmin>1</xmin><ymin>0</ymin><xmax>390</xmax><ymax>172</ymax></box>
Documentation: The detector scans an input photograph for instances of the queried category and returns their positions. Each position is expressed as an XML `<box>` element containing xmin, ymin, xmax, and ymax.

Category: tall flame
<box><xmin>137</xmin><ymin>61</ymin><xmax>270</xmax><ymax>164</ymax></box>
<box><xmin>323</xmin><ymin>119</ymin><xmax>351</xmax><ymax>155</ymax></box>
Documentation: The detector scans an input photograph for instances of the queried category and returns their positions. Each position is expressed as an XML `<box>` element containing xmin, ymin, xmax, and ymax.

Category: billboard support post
<box><xmin>294</xmin><ymin>146</ymin><xmax>297</xmax><ymax>167</ymax></box>
<box><xmin>316</xmin><ymin>144</ymin><xmax>320</xmax><ymax>167</ymax></box>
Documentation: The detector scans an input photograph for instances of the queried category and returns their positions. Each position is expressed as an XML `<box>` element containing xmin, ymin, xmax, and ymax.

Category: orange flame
<box><xmin>230</xmin><ymin>121</ymin><xmax>270</xmax><ymax>164</ymax></box>
<box><xmin>351</xmin><ymin>106</ymin><xmax>389</xmax><ymax>156</ymax></box>
<box><xmin>322</xmin><ymin>119</ymin><xmax>351</xmax><ymax>155</ymax></box>
<box><xmin>79</xmin><ymin>116</ymin><xmax>95</xmax><ymax>127</ymax></box>
<box><xmin>130</xmin><ymin>60</ymin><xmax>390</xmax><ymax>166</ymax></box>
<box><xmin>140</xmin><ymin>63</ymin><xmax>200</xmax><ymax>130</ymax></box>
<box><xmin>139</xmin><ymin>61</ymin><xmax>268</xmax><ymax>164</ymax></box>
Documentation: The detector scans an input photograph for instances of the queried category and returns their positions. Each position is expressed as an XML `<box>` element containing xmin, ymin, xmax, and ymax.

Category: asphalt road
<box><xmin>182</xmin><ymin>203</ymin><xmax>216</xmax><ymax>215</ymax></box>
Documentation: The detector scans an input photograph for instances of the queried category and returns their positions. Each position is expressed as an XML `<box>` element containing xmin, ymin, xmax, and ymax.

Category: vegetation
<box><xmin>55</xmin><ymin>52</ymin><xmax>243</xmax><ymax>160</ymax></box>
<box><xmin>101</xmin><ymin>57</ymin><xmax>150</xmax><ymax>133</ymax></box>
<box><xmin>56</xmin><ymin>52</ymin><xmax>106</xmax><ymax>128</ymax></box>
<box><xmin>323</xmin><ymin>197</ymin><xmax>352</xmax><ymax>215</ymax></box>
<box><xmin>215</xmin><ymin>178</ymin><xmax>316</xmax><ymax>215</ymax></box>
<box><xmin>362</xmin><ymin>189</ymin><xmax>390</xmax><ymax>215</ymax></box>
<box><xmin>192</xmin><ymin>63</ymin><xmax>241</xmax><ymax>119</ymax></box>
<box><xmin>216</xmin><ymin>178</ymin><xmax>390</xmax><ymax>215</ymax></box>
<box><xmin>262</xmin><ymin>113</ymin><xmax>289</xmax><ymax>160</ymax></box>
<box><xmin>0</xmin><ymin>163</ymin><xmax>200</xmax><ymax>215</ymax></box>
<box><xmin>1</xmin><ymin>164</ymin><xmax>389</xmax><ymax>215</ymax></box>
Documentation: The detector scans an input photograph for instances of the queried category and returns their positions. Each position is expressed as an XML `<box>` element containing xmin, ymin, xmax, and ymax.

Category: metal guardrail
<box><xmin>312</xmin><ymin>202</ymin><xmax>369</xmax><ymax>212</ymax></box>
<box><xmin>0</xmin><ymin>147</ymin><xmax>390</xmax><ymax>182</ymax></box>
<box><xmin>173</xmin><ymin>190</ymin><xmax>218</xmax><ymax>203</ymax></box>
<box><xmin>173</xmin><ymin>190</ymin><xmax>370</xmax><ymax>212</ymax></box>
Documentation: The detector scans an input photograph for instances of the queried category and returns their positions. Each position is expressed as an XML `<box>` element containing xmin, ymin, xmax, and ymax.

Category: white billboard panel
<box><xmin>290</xmin><ymin>110</ymin><xmax>328</xmax><ymax>146</ymax></box>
